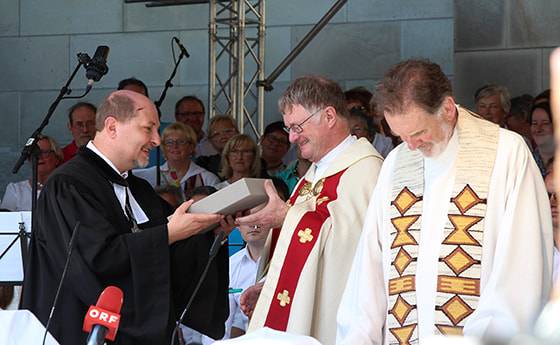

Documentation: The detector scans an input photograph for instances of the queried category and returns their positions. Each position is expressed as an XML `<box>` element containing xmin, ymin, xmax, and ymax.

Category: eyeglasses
<box><xmin>264</xmin><ymin>134</ymin><xmax>289</xmax><ymax>146</ymax></box>
<box><xmin>176</xmin><ymin>111</ymin><xmax>204</xmax><ymax>117</ymax></box>
<box><xmin>549</xmin><ymin>192</ymin><xmax>557</xmax><ymax>201</ymax></box>
<box><xmin>72</xmin><ymin>121</ymin><xmax>95</xmax><ymax>129</ymax></box>
<box><xmin>40</xmin><ymin>149</ymin><xmax>54</xmax><ymax>158</ymax></box>
<box><xmin>351</xmin><ymin>126</ymin><xmax>365</xmax><ymax>132</ymax></box>
<box><xmin>283</xmin><ymin>107</ymin><xmax>325</xmax><ymax>134</ymax></box>
<box><xmin>210</xmin><ymin>128</ymin><xmax>236</xmax><ymax>139</ymax></box>
<box><xmin>351</xmin><ymin>105</ymin><xmax>366</xmax><ymax>111</ymax></box>
<box><xmin>163</xmin><ymin>139</ymin><xmax>190</xmax><ymax>146</ymax></box>
<box><xmin>230</xmin><ymin>149</ymin><xmax>254</xmax><ymax>155</ymax></box>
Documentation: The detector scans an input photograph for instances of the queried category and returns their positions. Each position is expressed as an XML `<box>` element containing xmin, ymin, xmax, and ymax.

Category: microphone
<box><xmin>173</xmin><ymin>37</ymin><xmax>190</xmax><ymax>58</ymax></box>
<box><xmin>83</xmin><ymin>286</ymin><xmax>124</xmax><ymax>345</ymax></box>
<box><xmin>85</xmin><ymin>45</ymin><xmax>110</xmax><ymax>89</ymax></box>
<box><xmin>42</xmin><ymin>221</ymin><xmax>82</xmax><ymax>345</ymax></box>
<box><xmin>170</xmin><ymin>231</ymin><xmax>225</xmax><ymax>345</ymax></box>
<box><xmin>209</xmin><ymin>230</ymin><xmax>225</xmax><ymax>260</ymax></box>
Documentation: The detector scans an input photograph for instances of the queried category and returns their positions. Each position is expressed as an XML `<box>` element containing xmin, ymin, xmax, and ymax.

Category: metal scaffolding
<box><xmin>209</xmin><ymin>0</ymin><xmax>266</xmax><ymax>138</ymax></box>
<box><xmin>124</xmin><ymin>0</ymin><xmax>346</xmax><ymax>139</ymax></box>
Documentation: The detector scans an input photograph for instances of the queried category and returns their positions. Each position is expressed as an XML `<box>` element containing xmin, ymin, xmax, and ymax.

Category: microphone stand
<box><xmin>153</xmin><ymin>38</ymin><xmax>190</xmax><ymax>186</ymax></box>
<box><xmin>171</xmin><ymin>231</ymin><xmax>224</xmax><ymax>345</ymax></box>
<box><xmin>12</xmin><ymin>52</ymin><xmax>93</xmax><ymax>228</ymax></box>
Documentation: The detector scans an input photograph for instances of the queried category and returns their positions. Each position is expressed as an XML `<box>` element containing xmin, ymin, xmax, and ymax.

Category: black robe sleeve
<box><xmin>21</xmin><ymin>149</ymin><xmax>229</xmax><ymax>345</ymax></box>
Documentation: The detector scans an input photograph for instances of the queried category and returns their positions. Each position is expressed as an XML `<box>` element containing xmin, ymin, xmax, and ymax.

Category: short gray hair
<box><xmin>474</xmin><ymin>84</ymin><xmax>511</xmax><ymax>113</ymax></box>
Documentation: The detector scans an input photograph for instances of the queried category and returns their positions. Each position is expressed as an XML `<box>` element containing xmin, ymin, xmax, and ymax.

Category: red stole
<box><xmin>263</xmin><ymin>169</ymin><xmax>345</xmax><ymax>330</ymax></box>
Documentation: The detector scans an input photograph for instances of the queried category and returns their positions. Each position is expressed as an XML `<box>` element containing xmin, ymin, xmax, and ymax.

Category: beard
<box><xmin>133</xmin><ymin>159</ymin><xmax>149</xmax><ymax>169</ymax></box>
<box><xmin>419</xmin><ymin>111</ymin><xmax>454</xmax><ymax>158</ymax></box>
<box><xmin>132</xmin><ymin>145</ymin><xmax>153</xmax><ymax>169</ymax></box>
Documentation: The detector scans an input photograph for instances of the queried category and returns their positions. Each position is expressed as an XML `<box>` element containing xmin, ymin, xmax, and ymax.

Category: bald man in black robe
<box><xmin>21</xmin><ymin>90</ymin><xmax>232</xmax><ymax>345</ymax></box>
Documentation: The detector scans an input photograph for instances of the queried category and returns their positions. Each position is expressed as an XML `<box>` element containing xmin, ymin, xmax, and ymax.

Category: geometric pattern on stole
<box><xmin>434</xmin><ymin>184</ymin><xmax>485</xmax><ymax>336</ymax></box>
<box><xmin>263</xmin><ymin>169</ymin><xmax>345</xmax><ymax>331</ymax></box>
<box><xmin>388</xmin><ymin>148</ymin><xmax>424</xmax><ymax>345</ymax></box>
<box><xmin>433</xmin><ymin>106</ymin><xmax>498</xmax><ymax>336</ymax></box>
<box><xmin>387</xmin><ymin>106</ymin><xmax>498</xmax><ymax>344</ymax></box>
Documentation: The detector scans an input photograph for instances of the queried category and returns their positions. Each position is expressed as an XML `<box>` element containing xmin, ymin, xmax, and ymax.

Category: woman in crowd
<box><xmin>214</xmin><ymin>134</ymin><xmax>261</xmax><ymax>189</ymax></box>
<box><xmin>348</xmin><ymin>107</ymin><xmax>393</xmax><ymax>158</ymax></box>
<box><xmin>196</xmin><ymin>115</ymin><xmax>239</xmax><ymax>178</ymax></box>
<box><xmin>530</xmin><ymin>101</ymin><xmax>554</xmax><ymax>177</ymax></box>
<box><xmin>2</xmin><ymin>135</ymin><xmax>62</xmax><ymax>211</ymax></box>
<box><xmin>134</xmin><ymin>122</ymin><xmax>219</xmax><ymax>198</ymax></box>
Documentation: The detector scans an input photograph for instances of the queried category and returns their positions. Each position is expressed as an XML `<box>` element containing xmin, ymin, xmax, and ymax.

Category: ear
<box><xmin>105</xmin><ymin>117</ymin><xmax>118</xmax><ymax>139</ymax></box>
<box><xmin>324</xmin><ymin>106</ymin><xmax>337</xmax><ymax>128</ymax></box>
<box><xmin>443</xmin><ymin>96</ymin><xmax>456</xmax><ymax>121</ymax></box>
<box><xmin>67</xmin><ymin>122</ymin><xmax>72</xmax><ymax>132</ymax></box>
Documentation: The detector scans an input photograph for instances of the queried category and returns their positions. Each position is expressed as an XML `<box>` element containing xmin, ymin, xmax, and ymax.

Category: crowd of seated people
<box><xmin>2</xmin><ymin>71</ymin><xmax>559</xmax><ymax>345</ymax></box>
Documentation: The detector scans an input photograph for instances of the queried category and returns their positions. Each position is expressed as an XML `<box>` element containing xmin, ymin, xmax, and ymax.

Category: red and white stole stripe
<box><xmin>263</xmin><ymin>169</ymin><xmax>346</xmax><ymax>331</ymax></box>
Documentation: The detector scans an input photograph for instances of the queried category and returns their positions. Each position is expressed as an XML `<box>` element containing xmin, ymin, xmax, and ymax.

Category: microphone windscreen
<box><xmin>96</xmin><ymin>286</ymin><xmax>123</xmax><ymax>313</ymax></box>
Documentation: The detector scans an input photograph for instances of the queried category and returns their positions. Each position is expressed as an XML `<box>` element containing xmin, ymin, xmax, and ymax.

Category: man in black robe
<box><xmin>20</xmin><ymin>90</ymin><xmax>232</xmax><ymax>345</ymax></box>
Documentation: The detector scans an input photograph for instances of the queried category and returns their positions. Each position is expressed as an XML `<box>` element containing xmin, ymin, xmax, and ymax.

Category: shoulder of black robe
<box><xmin>21</xmin><ymin>147</ymin><xmax>227</xmax><ymax>345</ymax></box>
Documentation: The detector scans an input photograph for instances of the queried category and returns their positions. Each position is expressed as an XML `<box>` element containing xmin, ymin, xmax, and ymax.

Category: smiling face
<box><xmin>117</xmin><ymin>100</ymin><xmax>161</xmax><ymax>171</ymax></box>
<box><xmin>209</xmin><ymin>120</ymin><xmax>238</xmax><ymax>153</ymax></box>
<box><xmin>531</xmin><ymin>108</ymin><xmax>554</xmax><ymax>150</ymax></box>
<box><xmin>161</xmin><ymin>132</ymin><xmax>194</xmax><ymax>163</ymax></box>
<box><xmin>476</xmin><ymin>94</ymin><xmax>506</xmax><ymax>125</ymax></box>
<box><xmin>283</xmin><ymin>104</ymin><xmax>330</xmax><ymax>163</ymax></box>
<box><xmin>385</xmin><ymin>99</ymin><xmax>456</xmax><ymax>158</ymax></box>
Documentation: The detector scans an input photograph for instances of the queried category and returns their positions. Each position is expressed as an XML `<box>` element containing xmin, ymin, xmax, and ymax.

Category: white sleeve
<box><xmin>463</xmin><ymin>130</ymin><xmax>553</xmax><ymax>339</ymax></box>
<box><xmin>2</xmin><ymin>183</ymin><xmax>19</xmax><ymax>211</ymax></box>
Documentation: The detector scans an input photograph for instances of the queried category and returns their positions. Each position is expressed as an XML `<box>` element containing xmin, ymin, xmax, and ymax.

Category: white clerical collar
<box><xmin>313</xmin><ymin>135</ymin><xmax>356</xmax><ymax>184</ymax></box>
<box><xmin>86</xmin><ymin>141</ymin><xmax>128</xmax><ymax>179</ymax></box>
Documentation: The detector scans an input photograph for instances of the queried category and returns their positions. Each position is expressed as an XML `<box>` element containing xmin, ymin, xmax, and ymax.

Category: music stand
<box><xmin>0</xmin><ymin>212</ymin><xmax>32</xmax><ymax>286</ymax></box>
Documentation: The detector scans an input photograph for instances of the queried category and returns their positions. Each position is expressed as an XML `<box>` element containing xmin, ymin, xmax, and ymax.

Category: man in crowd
<box><xmin>61</xmin><ymin>101</ymin><xmax>97</xmax><ymax>163</ymax></box>
<box><xmin>337</xmin><ymin>59</ymin><xmax>552</xmax><ymax>345</ymax></box>
<box><xmin>118</xmin><ymin>77</ymin><xmax>149</xmax><ymax>97</ymax></box>
<box><xmin>261</xmin><ymin>121</ymin><xmax>291</xmax><ymax>176</ymax></box>
<box><xmin>474</xmin><ymin>83</ymin><xmax>510</xmax><ymax>127</ymax></box>
<box><xmin>21</xmin><ymin>90</ymin><xmax>233</xmax><ymax>345</ymax></box>
<box><xmin>175</xmin><ymin>95</ymin><xmax>217</xmax><ymax>157</ymax></box>
<box><xmin>235</xmin><ymin>75</ymin><xmax>383</xmax><ymax>345</ymax></box>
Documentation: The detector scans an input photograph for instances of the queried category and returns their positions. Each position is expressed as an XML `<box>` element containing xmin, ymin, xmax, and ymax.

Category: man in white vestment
<box><xmin>337</xmin><ymin>59</ymin><xmax>553</xmax><ymax>345</ymax></box>
<box><xmin>235</xmin><ymin>75</ymin><xmax>384</xmax><ymax>345</ymax></box>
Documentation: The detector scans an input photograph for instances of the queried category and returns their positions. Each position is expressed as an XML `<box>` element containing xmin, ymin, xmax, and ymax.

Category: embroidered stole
<box><xmin>263</xmin><ymin>169</ymin><xmax>346</xmax><ymax>331</ymax></box>
<box><xmin>387</xmin><ymin>108</ymin><xmax>499</xmax><ymax>345</ymax></box>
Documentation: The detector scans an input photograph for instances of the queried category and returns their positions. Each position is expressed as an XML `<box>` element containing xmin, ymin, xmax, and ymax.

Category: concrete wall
<box><xmin>0</xmin><ymin>0</ymin><xmax>557</xmax><ymax>197</ymax></box>
<box><xmin>454</xmin><ymin>0</ymin><xmax>560</xmax><ymax>108</ymax></box>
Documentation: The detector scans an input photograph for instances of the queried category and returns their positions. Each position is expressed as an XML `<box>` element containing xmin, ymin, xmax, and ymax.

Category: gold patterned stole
<box><xmin>387</xmin><ymin>107</ymin><xmax>499</xmax><ymax>345</ymax></box>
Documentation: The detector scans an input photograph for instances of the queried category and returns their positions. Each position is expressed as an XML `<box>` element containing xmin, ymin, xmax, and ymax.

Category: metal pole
<box><xmin>258</xmin><ymin>0</ymin><xmax>347</xmax><ymax>91</ymax></box>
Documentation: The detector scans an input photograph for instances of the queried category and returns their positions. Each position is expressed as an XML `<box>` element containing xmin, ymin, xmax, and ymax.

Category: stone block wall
<box><xmin>0</xmin><ymin>0</ymin><xmax>557</xmax><ymax>196</ymax></box>
<box><xmin>454</xmin><ymin>0</ymin><xmax>560</xmax><ymax>108</ymax></box>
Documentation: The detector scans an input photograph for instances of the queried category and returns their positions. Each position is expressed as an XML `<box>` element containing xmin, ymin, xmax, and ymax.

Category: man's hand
<box><xmin>167</xmin><ymin>200</ymin><xmax>223</xmax><ymax>244</ymax></box>
<box><xmin>240</xmin><ymin>282</ymin><xmax>264</xmax><ymax>318</ymax></box>
<box><xmin>214</xmin><ymin>214</ymin><xmax>236</xmax><ymax>238</ymax></box>
<box><xmin>235</xmin><ymin>180</ymin><xmax>289</xmax><ymax>229</ymax></box>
